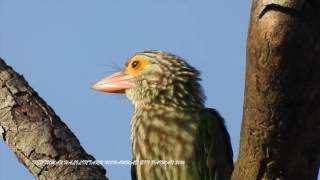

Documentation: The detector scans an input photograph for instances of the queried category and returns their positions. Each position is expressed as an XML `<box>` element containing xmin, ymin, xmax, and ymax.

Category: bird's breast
<box><xmin>131</xmin><ymin>107</ymin><xmax>199</xmax><ymax>179</ymax></box>
<box><xmin>131</xmin><ymin>108</ymin><xmax>197</xmax><ymax>159</ymax></box>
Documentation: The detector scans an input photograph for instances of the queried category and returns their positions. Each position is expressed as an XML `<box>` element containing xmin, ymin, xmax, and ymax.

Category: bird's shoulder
<box><xmin>194</xmin><ymin>108</ymin><xmax>234</xmax><ymax>180</ymax></box>
<box><xmin>196</xmin><ymin>107</ymin><xmax>233</xmax><ymax>157</ymax></box>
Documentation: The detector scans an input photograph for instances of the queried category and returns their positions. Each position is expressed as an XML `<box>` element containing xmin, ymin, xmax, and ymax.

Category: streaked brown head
<box><xmin>92</xmin><ymin>50</ymin><xmax>205</xmax><ymax>108</ymax></box>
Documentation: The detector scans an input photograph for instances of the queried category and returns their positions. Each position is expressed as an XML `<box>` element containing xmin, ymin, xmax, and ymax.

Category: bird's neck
<box><xmin>126</xmin><ymin>74</ymin><xmax>206</xmax><ymax>110</ymax></box>
<box><xmin>131</xmin><ymin>85</ymin><xmax>205</xmax><ymax>111</ymax></box>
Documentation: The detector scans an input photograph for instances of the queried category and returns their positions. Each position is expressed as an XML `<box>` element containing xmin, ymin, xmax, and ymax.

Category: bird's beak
<box><xmin>92</xmin><ymin>72</ymin><xmax>135</xmax><ymax>93</ymax></box>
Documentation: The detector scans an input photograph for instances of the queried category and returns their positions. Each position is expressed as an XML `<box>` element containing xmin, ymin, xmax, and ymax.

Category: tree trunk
<box><xmin>232</xmin><ymin>0</ymin><xmax>320</xmax><ymax>179</ymax></box>
<box><xmin>0</xmin><ymin>58</ymin><xmax>108</xmax><ymax>179</ymax></box>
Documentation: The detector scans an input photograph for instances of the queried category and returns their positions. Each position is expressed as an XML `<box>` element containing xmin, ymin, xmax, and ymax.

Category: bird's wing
<box><xmin>195</xmin><ymin>108</ymin><xmax>234</xmax><ymax>180</ymax></box>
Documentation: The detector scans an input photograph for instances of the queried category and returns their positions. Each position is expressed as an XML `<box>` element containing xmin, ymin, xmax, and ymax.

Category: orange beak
<box><xmin>92</xmin><ymin>72</ymin><xmax>135</xmax><ymax>93</ymax></box>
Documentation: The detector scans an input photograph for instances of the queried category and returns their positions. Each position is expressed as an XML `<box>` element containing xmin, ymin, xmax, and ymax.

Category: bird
<box><xmin>92</xmin><ymin>50</ymin><xmax>233</xmax><ymax>180</ymax></box>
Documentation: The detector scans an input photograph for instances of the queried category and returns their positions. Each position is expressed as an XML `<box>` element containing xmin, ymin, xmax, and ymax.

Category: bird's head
<box><xmin>92</xmin><ymin>50</ymin><xmax>205</xmax><ymax>109</ymax></box>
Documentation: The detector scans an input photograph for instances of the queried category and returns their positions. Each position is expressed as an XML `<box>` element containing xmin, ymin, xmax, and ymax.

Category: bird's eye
<box><xmin>126</xmin><ymin>55</ymin><xmax>150</xmax><ymax>75</ymax></box>
<box><xmin>131</xmin><ymin>61</ymin><xmax>140</xmax><ymax>69</ymax></box>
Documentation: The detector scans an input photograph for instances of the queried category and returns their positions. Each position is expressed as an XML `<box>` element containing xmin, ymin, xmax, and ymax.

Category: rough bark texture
<box><xmin>232</xmin><ymin>0</ymin><xmax>320</xmax><ymax>179</ymax></box>
<box><xmin>0</xmin><ymin>58</ymin><xmax>108</xmax><ymax>179</ymax></box>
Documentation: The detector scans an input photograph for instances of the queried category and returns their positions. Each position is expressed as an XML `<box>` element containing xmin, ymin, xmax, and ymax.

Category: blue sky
<box><xmin>0</xmin><ymin>0</ymin><xmax>283</xmax><ymax>179</ymax></box>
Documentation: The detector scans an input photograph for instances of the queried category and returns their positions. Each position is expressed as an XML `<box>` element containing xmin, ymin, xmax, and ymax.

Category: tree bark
<box><xmin>0</xmin><ymin>58</ymin><xmax>108</xmax><ymax>179</ymax></box>
<box><xmin>232</xmin><ymin>0</ymin><xmax>320</xmax><ymax>179</ymax></box>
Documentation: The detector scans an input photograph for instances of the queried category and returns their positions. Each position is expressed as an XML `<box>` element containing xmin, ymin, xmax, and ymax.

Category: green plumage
<box><xmin>194</xmin><ymin>108</ymin><xmax>233</xmax><ymax>180</ymax></box>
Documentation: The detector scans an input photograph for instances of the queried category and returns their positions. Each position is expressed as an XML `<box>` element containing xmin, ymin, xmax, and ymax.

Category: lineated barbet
<box><xmin>92</xmin><ymin>50</ymin><xmax>233</xmax><ymax>180</ymax></box>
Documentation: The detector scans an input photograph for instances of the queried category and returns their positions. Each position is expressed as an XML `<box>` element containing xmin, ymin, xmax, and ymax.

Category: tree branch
<box><xmin>0</xmin><ymin>58</ymin><xmax>108</xmax><ymax>180</ymax></box>
<box><xmin>232</xmin><ymin>0</ymin><xmax>320</xmax><ymax>179</ymax></box>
